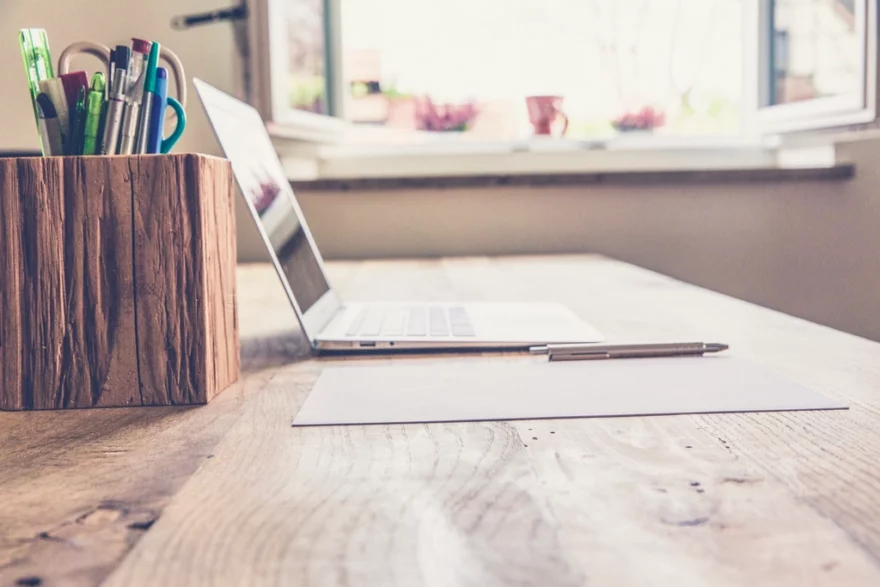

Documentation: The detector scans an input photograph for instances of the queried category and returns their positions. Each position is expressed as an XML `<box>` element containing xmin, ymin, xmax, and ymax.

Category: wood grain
<box><xmin>192</xmin><ymin>155</ymin><xmax>240</xmax><ymax>403</ymax></box>
<box><xmin>0</xmin><ymin>158</ymin><xmax>27</xmax><ymax>409</ymax></box>
<box><xmin>59</xmin><ymin>157</ymin><xmax>139</xmax><ymax>408</ymax></box>
<box><xmin>104</xmin><ymin>259</ymin><xmax>880</xmax><ymax>587</ymax></box>
<box><xmin>131</xmin><ymin>154</ymin><xmax>239</xmax><ymax>406</ymax></box>
<box><xmin>0</xmin><ymin>157</ymin><xmax>136</xmax><ymax>410</ymax></box>
<box><xmin>0</xmin><ymin>154</ymin><xmax>238</xmax><ymax>410</ymax></box>
<box><xmin>0</xmin><ymin>158</ymin><xmax>67</xmax><ymax>410</ymax></box>
<box><xmin>0</xmin><ymin>265</ymin><xmax>295</xmax><ymax>586</ymax></box>
<box><xmin>5</xmin><ymin>256</ymin><xmax>880</xmax><ymax>586</ymax></box>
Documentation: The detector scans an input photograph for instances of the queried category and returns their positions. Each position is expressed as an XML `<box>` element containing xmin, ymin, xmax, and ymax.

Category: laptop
<box><xmin>194</xmin><ymin>78</ymin><xmax>603</xmax><ymax>352</ymax></box>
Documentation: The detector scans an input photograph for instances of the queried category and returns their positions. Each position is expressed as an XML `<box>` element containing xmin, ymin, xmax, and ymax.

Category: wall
<box><xmin>291</xmin><ymin>138</ymin><xmax>880</xmax><ymax>342</ymax></box>
<box><xmin>0</xmin><ymin>0</ymin><xmax>237</xmax><ymax>154</ymax></box>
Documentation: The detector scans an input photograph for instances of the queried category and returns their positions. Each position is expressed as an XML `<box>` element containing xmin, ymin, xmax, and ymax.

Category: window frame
<box><xmin>246</xmin><ymin>0</ymin><xmax>346</xmax><ymax>130</ymax></box>
<box><xmin>246</xmin><ymin>0</ymin><xmax>878</xmax><ymax>150</ymax></box>
<box><xmin>754</xmin><ymin>0</ymin><xmax>879</xmax><ymax>134</ymax></box>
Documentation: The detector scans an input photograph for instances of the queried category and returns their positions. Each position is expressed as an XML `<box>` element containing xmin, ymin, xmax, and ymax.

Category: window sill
<box><xmin>276</xmin><ymin>136</ymin><xmax>785</xmax><ymax>181</ymax></box>
<box><xmin>274</xmin><ymin>134</ymin><xmax>850</xmax><ymax>189</ymax></box>
<box><xmin>289</xmin><ymin>164</ymin><xmax>854</xmax><ymax>192</ymax></box>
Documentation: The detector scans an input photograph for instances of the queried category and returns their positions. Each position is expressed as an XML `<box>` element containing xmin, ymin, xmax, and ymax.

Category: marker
<box><xmin>68</xmin><ymin>86</ymin><xmax>86</xmax><ymax>155</ymax></box>
<box><xmin>82</xmin><ymin>72</ymin><xmax>105</xmax><ymax>155</ymax></box>
<box><xmin>36</xmin><ymin>93</ymin><xmax>64</xmax><ymax>156</ymax></box>
<box><xmin>19</xmin><ymin>28</ymin><xmax>55</xmax><ymax>129</ymax></box>
<box><xmin>38</xmin><ymin>78</ymin><xmax>68</xmax><ymax>151</ymax></box>
<box><xmin>59</xmin><ymin>71</ymin><xmax>88</xmax><ymax>121</ymax></box>
<box><xmin>136</xmin><ymin>41</ymin><xmax>160</xmax><ymax>154</ymax></box>
<box><xmin>101</xmin><ymin>47</ymin><xmax>130</xmax><ymax>154</ymax></box>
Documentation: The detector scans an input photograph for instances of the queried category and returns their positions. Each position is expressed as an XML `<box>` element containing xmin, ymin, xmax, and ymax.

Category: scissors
<box><xmin>57</xmin><ymin>40</ymin><xmax>187</xmax><ymax>121</ymax></box>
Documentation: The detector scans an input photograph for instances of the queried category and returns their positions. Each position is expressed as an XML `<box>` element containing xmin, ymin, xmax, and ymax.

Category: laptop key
<box><xmin>381</xmin><ymin>308</ymin><xmax>407</xmax><ymax>336</ymax></box>
<box><xmin>406</xmin><ymin>307</ymin><xmax>427</xmax><ymax>336</ymax></box>
<box><xmin>429</xmin><ymin>306</ymin><xmax>449</xmax><ymax>336</ymax></box>
<box><xmin>449</xmin><ymin>306</ymin><xmax>476</xmax><ymax>337</ymax></box>
<box><xmin>345</xmin><ymin>308</ymin><xmax>369</xmax><ymax>337</ymax></box>
<box><xmin>359</xmin><ymin>309</ymin><xmax>385</xmax><ymax>337</ymax></box>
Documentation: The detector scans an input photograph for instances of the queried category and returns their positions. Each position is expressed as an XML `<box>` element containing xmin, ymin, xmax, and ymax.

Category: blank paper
<box><xmin>292</xmin><ymin>357</ymin><xmax>846</xmax><ymax>427</ymax></box>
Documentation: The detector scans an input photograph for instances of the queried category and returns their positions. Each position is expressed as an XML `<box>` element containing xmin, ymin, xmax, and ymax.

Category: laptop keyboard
<box><xmin>346</xmin><ymin>306</ymin><xmax>476</xmax><ymax>337</ymax></box>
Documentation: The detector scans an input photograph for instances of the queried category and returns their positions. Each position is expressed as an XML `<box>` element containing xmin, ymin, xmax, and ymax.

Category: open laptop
<box><xmin>194</xmin><ymin>78</ymin><xmax>603</xmax><ymax>352</ymax></box>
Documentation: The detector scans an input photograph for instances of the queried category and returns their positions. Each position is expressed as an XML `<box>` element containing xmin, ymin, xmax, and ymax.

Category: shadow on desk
<box><xmin>241</xmin><ymin>331</ymin><xmax>312</xmax><ymax>372</ymax></box>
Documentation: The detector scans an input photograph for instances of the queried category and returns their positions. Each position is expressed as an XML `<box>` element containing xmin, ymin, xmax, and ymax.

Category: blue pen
<box><xmin>146</xmin><ymin>67</ymin><xmax>168</xmax><ymax>154</ymax></box>
<box><xmin>146</xmin><ymin>67</ymin><xmax>186</xmax><ymax>154</ymax></box>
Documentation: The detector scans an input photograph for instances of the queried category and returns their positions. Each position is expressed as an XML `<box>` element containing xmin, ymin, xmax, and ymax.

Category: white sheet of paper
<box><xmin>292</xmin><ymin>357</ymin><xmax>846</xmax><ymax>427</ymax></box>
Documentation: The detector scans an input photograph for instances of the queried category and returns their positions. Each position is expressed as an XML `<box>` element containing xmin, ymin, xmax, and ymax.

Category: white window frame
<box><xmin>755</xmin><ymin>0</ymin><xmax>879</xmax><ymax>134</ymax></box>
<box><xmin>245</xmin><ymin>0</ymin><xmax>347</xmax><ymax>142</ymax></box>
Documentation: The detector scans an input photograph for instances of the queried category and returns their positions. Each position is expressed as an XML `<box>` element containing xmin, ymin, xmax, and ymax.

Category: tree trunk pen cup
<box><xmin>0</xmin><ymin>154</ymin><xmax>240</xmax><ymax>410</ymax></box>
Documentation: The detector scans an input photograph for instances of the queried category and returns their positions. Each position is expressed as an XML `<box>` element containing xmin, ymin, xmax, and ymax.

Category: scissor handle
<box><xmin>160</xmin><ymin>97</ymin><xmax>187</xmax><ymax>154</ymax></box>
<box><xmin>159</xmin><ymin>46</ymin><xmax>187</xmax><ymax>110</ymax></box>
<box><xmin>58</xmin><ymin>41</ymin><xmax>111</xmax><ymax>75</ymax></box>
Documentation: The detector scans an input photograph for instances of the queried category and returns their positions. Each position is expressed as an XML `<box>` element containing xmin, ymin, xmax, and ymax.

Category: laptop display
<box><xmin>197</xmin><ymin>80</ymin><xmax>330</xmax><ymax>314</ymax></box>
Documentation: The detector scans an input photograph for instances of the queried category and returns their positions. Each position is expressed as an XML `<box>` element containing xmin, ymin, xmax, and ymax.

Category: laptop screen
<box><xmin>195</xmin><ymin>80</ymin><xmax>331</xmax><ymax>315</ymax></box>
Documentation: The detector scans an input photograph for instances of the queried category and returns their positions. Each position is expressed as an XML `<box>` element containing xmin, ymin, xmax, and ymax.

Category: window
<box><xmin>246</xmin><ymin>0</ymin><xmax>878</xmax><ymax>143</ymax></box>
<box><xmin>757</xmin><ymin>0</ymin><xmax>878</xmax><ymax>132</ymax></box>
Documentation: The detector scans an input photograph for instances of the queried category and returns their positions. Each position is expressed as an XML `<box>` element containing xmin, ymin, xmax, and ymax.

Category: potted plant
<box><xmin>611</xmin><ymin>106</ymin><xmax>666</xmax><ymax>133</ymax></box>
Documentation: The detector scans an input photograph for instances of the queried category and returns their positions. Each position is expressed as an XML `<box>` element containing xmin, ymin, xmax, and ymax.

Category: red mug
<box><xmin>525</xmin><ymin>95</ymin><xmax>569</xmax><ymax>137</ymax></box>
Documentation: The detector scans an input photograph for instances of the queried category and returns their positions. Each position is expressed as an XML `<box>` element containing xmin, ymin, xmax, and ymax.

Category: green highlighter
<box><xmin>19</xmin><ymin>28</ymin><xmax>55</xmax><ymax>152</ymax></box>
<box><xmin>82</xmin><ymin>73</ymin><xmax>106</xmax><ymax>156</ymax></box>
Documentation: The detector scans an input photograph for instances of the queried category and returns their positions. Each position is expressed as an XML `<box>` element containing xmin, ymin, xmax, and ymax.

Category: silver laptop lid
<box><xmin>193</xmin><ymin>78</ymin><xmax>341</xmax><ymax>345</ymax></box>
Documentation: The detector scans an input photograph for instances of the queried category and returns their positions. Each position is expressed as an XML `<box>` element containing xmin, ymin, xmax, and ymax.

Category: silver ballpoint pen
<box><xmin>529</xmin><ymin>342</ymin><xmax>729</xmax><ymax>361</ymax></box>
<box><xmin>101</xmin><ymin>67</ymin><xmax>128</xmax><ymax>155</ymax></box>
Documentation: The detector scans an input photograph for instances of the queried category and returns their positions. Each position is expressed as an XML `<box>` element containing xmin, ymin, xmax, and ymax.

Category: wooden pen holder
<box><xmin>0</xmin><ymin>154</ymin><xmax>240</xmax><ymax>410</ymax></box>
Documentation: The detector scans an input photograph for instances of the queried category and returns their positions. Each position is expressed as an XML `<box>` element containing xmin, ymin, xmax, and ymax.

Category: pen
<box><xmin>529</xmin><ymin>342</ymin><xmax>730</xmax><ymax>361</ymax></box>
<box><xmin>146</xmin><ymin>67</ymin><xmax>168</xmax><ymax>153</ymax></box>
<box><xmin>108</xmin><ymin>47</ymin><xmax>117</xmax><ymax>96</ymax></box>
<box><xmin>82</xmin><ymin>73</ymin><xmax>105</xmax><ymax>155</ymax></box>
<box><xmin>102</xmin><ymin>47</ymin><xmax>130</xmax><ymax>154</ymax></box>
<box><xmin>119</xmin><ymin>75</ymin><xmax>145</xmax><ymax>154</ymax></box>
<box><xmin>136</xmin><ymin>41</ymin><xmax>160</xmax><ymax>153</ymax></box>
<box><xmin>121</xmin><ymin>38</ymin><xmax>152</xmax><ymax>153</ymax></box>
<box><xmin>36</xmin><ymin>93</ymin><xmax>64</xmax><ymax>156</ymax></box>
<box><xmin>68</xmin><ymin>86</ymin><xmax>86</xmax><ymax>155</ymax></box>
<box><xmin>128</xmin><ymin>38</ymin><xmax>151</xmax><ymax>92</ymax></box>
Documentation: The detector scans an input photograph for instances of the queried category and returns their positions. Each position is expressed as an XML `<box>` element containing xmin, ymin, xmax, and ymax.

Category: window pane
<box><xmin>340</xmin><ymin>0</ymin><xmax>742</xmax><ymax>139</ymax></box>
<box><xmin>770</xmin><ymin>0</ymin><xmax>861</xmax><ymax>106</ymax></box>
<box><xmin>287</xmin><ymin>0</ymin><xmax>328</xmax><ymax>114</ymax></box>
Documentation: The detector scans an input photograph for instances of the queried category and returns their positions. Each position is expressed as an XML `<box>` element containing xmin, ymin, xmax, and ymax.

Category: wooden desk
<box><xmin>2</xmin><ymin>256</ymin><xmax>879</xmax><ymax>587</ymax></box>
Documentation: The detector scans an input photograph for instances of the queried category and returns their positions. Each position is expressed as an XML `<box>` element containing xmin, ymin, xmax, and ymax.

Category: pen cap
<box><xmin>36</xmin><ymin>93</ymin><xmax>57</xmax><ymax>118</ymax></box>
<box><xmin>89</xmin><ymin>71</ymin><xmax>106</xmax><ymax>94</ymax></box>
<box><xmin>131</xmin><ymin>38</ymin><xmax>152</xmax><ymax>56</ymax></box>
<box><xmin>60</xmin><ymin>71</ymin><xmax>89</xmax><ymax>117</ymax></box>
<box><xmin>155</xmin><ymin>66</ymin><xmax>168</xmax><ymax>97</ymax></box>
<box><xmin>114</xmin><ymin>45</ymin><xmax>131</xmax><ymax>69</ymax></box>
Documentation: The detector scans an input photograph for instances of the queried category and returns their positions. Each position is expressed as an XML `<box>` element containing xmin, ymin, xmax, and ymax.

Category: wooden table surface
<box><xmin>2</xmin><ymin>256</ymin><xmax>880</xmax><ymax>587</ymax></box>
